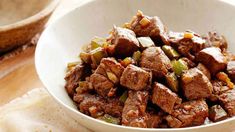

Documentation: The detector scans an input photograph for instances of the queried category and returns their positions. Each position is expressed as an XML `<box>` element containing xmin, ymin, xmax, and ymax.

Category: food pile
<box><xmin>64</xmin><ymin>11</ymin><xmax>235</xmax><ymax>128</ymax></box>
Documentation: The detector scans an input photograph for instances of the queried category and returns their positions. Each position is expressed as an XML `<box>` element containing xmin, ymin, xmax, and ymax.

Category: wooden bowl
<box><xmin>0</xmin><ymin>0</ymin><xmax>59</xmax><ymax>53</ymax></box>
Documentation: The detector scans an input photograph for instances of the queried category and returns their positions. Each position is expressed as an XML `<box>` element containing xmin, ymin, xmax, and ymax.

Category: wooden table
<box><xmin>0</xmin><ymin>0</ymin><xmax>84</xmax><ymax>106</ymax></box>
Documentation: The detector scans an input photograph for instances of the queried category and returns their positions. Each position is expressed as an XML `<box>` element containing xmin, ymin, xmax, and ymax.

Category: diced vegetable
<box><xmin>90</xmin><ymin>47</ymin><xmax>108</xmax><ymax>68</ymax></box>
<box><xmin>91</xmin><ymin>37</ymin><xmax>108</xmax><ymax>50</ymax></box>
<box><xmin>166</xmin><ymin>72</ymin><xmax>179</xmax><ymax>92</ymax></box>
<box><xmin>67</xmin><ymin>61</ymin><xmax>80</xmax><ymax>71</ymax></box>
<box><xmin>79</xmin><ymin>52</ymin><xmax>91</xmax><ymax>63</ymax></box>
<box><xmin>132</xmin><ymin>51</ymin><xmax>142</xmax><ymax>63</ymax></box>
<box><xmin>171</xmin><ymin>59</ymin><xmax>188</xmax><ymax>76</ymax></box>
<box><xmin>119</xmin><ymin>91</ymin><xmax>128</xmax><ymax>103</ymax></box>
<box><xmin>106</xmin><ymin>71</ymin><xmax>118</xmax><ymax>84</ymax></box>
<box><xmin>137</xmin><ymin>37</ymin><xmax>155</xmax><ymax>50</ymax></box>
<box><xmin>123</xmin><ymin>22</ymin><xmax>131</xmax><ymax>29</ymax></box>
<box><xmin>120</xmin><ymin>57</ymin><xmax>134</xmax><ymax>67</ymax></box>
<box><xmin>184</xmin><ymin>32</ymin><xmax>194</xmax><ymax>39</ymax></box>
<box><xmin>216</xmin><ymin>72</ymin><xmax>234</xmax><ymax>89</ymax></box>
<box><xmin>98</xmin><ymin>114</ymin><xmax>120</xmax><ymax>124</ymax></box>
<box><xmin>162</xmin><ymin>45</ymin><xmax>180</xmax><ymax>59</ymax></box>
<box><xmin>139</xmin><ymin>17</ymin><xmax>150</xmax><ymax>27</ymax></box>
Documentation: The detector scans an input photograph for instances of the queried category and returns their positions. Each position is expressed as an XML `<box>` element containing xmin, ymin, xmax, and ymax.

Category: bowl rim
<box><xmin>35</xmin><ymin>0</ymin><xmax>235</xmax><ymax>131</ymax></box>
<box><xmin>0</xmin><ymin>0</ymin><xmax>60</xmax><ymax>32</ymax></box>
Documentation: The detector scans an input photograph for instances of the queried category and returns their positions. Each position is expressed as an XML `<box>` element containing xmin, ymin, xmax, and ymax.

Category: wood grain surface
<box><xmin>0</xmin><ymin>0</ymin><xmax>83</xmax><ymax>106</ymax></box>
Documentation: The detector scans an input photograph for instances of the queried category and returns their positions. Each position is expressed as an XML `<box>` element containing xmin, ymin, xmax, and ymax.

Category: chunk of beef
<box><xmin>166</xmin><ymin>100</ymin><xmax>208</xmax><ymax>127</ymax></box>
<box><xmin>168</xmin><ymin>31</ymin><xmax>206</xmax><ymax>60</ymax></box>
<box><xmin>105</xmin><ymin>98</ymin><xmax>124</xmax><ymax>117</ymax></box>
<box><xmin>204</xmin><ymin>31</ymin><xmax>228</xmax><ymax>51</ymax></box>
<box><xmin>122</xmin><ymin>91</ymin><xmax>149</xmax><ymax>127</ymax></box>
<box><xmin>145</xmin><ymin>111</ymin><xmax>162</xmax><ymax>128</ymax></box>
<box><xmin>209</xmin><ymin>80</ymin><xmax>230</xmax><ymax>102</ymax></box>
<box><xmin>209</xmin><ymin>105</ymin><xmax>228</xmax><ymax>122</ymax></box>
<box><xmin>218</xmin><ymin>89</ymin><xmax>235</xmax><ymax>116</ymax></box>
<box><xmin>90</xmin><ymin>58</ymin><xmax>124</xmax><ymax>97</ymax></box>
<box><xmin>129</xmin><ymin>11</ymin><xmax>168</xmax><ymax>44</ymax></box>
<box><xmin>140</xmin><ymin>47</ymin><xmax>172</xmax><ymax>78</ymax></box>
<box><xmin>111</xmin><ymin>26</ymin><xmax>139</xmax><ymax>57</ymax></box>
<box><xmin>95</xmin><ymin>58</ymin><xmax>124</xmax><ymax>84</ymax></box>
<box><xmin>165</xmin><ymin>115</ymin><xmax>182</xmax><ymax>128</ymax></box>
<box><xmin>73</xmin><ymin>93</ymin><xmax>105</xmax><ymax>118</ymax></box>
<box><xmin>181</xmin><ymin>68</ymin><xmax>213</xmax><ymax>100</ymax></box>
<box><xmin>197</xmin><ymin>63</ymin><xmax>211</xmax><ymax>80</ymax></box>
<box><xmin>75</xmin><ymin>78</ymin><xmax>93</xmax><ymax>94</ymax></box>
<box><xmin>90</xmin><ymin>73</ymin><xmax>114</xmax><ymax>97</ymax></box>
<box><xmin>152</xmin><ymin>82</ymin><xmax>182</xmax><ymax>114</ymax></box>
<box><xmin>227</xmin><ymin>61</ymin><xmax>235</xmax><ymax>82</ymax></box>
<box><xmin>120</xmin><ymin>64</ymin><xmax>151</xmax><ymax>90</ymax></box>
<box><xmin>65</xmin><ymin>64</ymin><xmax>84</xmax><ymax>97</ymax></box>
<box><xmin>196</xmin><ymin>47</ymin><xmax>227</xmax><ymax>75</ymax></box>
<box><xmin>73</xmin><ymin>93</ymin><xmax>124</xmax><ymax>118</ymax></box>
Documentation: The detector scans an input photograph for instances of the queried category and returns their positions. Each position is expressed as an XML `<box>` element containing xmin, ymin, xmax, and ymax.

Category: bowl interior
<box><xmin>0</xmin><ymin>0</ymin><xmax>52</xmax><ymax>26</ymax></box>
<box><xmin>36</xmin><ymin>0</ymin><xmax>235</xmax><ymax>131</ymax></box>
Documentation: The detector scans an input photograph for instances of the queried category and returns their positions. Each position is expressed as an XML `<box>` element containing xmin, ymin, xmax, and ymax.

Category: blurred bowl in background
<box><xmin>0</xmin><ymin>0</ymin><xmax>60</xmax><ymax>54</ymax></box>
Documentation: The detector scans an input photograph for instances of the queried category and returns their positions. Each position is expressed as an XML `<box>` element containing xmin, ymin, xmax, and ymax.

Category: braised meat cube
<box><xmin>145</xmin><ymin>111</ymin><xmax>162</xmax><ymax>128</ymax></box>
<box><xmin>227</xmin><ymin>61</ymin><xmax>235</xmax><ymax>82</ymax></box>
<box><xmin>152</xmin><ymin>82</ymin><xmax>182</xmax><ymax>114</ymax></box>
<box><xmin>140</xmin><ymin>47</ymin><xmax>172</xmax><ymax>78</ymax></box>
<box><xmin>196</xmin><ymin>47</ymin><xmax>227</xmax><ymax>75</ymax></box>
<box><xmin>90</xmin><ymin>58</ymin><xmax>124</xmax><ymax>97</ymax></box>
<box><xmin>90</xmin><ymin>73</ymin><xmax>114</xmax><ymax>97</ymax></box>
<box><xmin>197</xmin><ymin>63</ymin><xmax>211</xmax><ymax>80</ymax></box>
<box><xmin>165</xmin><ymin>115</ymin><xmax>182</xmax><ymax>128</ymax></box>
<box><xmin>75</xmin><ymin>78</ymin><xmax>93</xmax><ymax>94</ymax></box>
<box><xmin>181</xmin><ymin>68</ymin><xmax>213</xmax><ymax>100</ymax></box>
<box><xmin>122</xmin><ymin>91</ymin><xmax>149</xmax><ymax>127</ymax></box>
<box><xmin>74</xmin><ymin>93</ymin><xmax>124</xmax><ymax>118</ymax></box>
<box><xmin>209</xmin><ymin>80</ymin><xmax>230</xmax><ymax>102</ymax></box>
<box><xmin>111</xmin><ymin>26</ymin><xmax>139</xmax><ymax>57</ymax></box>
<box><xmin>168</xmin><ymin>31</ymin><xmax>206</xmax><ymax>60</ymax></box>
<box><xmin>218</xmin><ymin>89</ymin><xmax>235</xmax><ymax>116</ymax></box>
<box><xmin>129</xmin><ymin>11</ymin><xmax>168</xmax><ymax>44</ymax></box>
<box><xmin>167</xmin><ymin>100</ymin><xmax>208</xmax><ymax>127</ymax></box>
<box><xmin>120</xmin><ymin>64</ymin><xmax>151</xmax><ymax>90</ymax></box>
<box><xmin>104</xmin><ymin>98</ymin><xmax>124</xmax><ymax>117</ymax></box>
<box><xmin>204</xmin><ymin>31</ymin><xmax>228</xmax><ymax>51</ymax></box>
<box><xmin>73</xmin><ymin>93</ymin><xmax>105</xmax><ymax>118</ymax></box>
<box><xmin>96</xmin><ymin>58</ymin><xmax>124</xmax><ymax>84</ymax></box>
<box><xmin>65</xmin><ymin>64</ymin><xmax>84</xmax><ymax>97</ymax></box>
<box><xmin>209</xmin><ymin>105</ymin><xmax>228</xmax><ymax>122</ymax></box>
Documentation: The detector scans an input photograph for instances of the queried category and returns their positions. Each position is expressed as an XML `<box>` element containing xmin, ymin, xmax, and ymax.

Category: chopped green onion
<box><xmin>91</xmin><ymin>37</ymin><xmax>108</xmax><ymax>50</ymax></box>
<box><xmin>162</xmin><ymin>45</ymin><xmax>180</xmax><ymax>59</ymax></box>
<box><xmin>137</xmin><ymin>37</ymin><xmax>155</xmax><ymax>50</ymax></box>
<box><xmin>67</xmin><ymin>61</ymin><xmax>80</xmax><ymax>71</ymax></box>
<box><xmin>119</xmin><ymin>91</ymin><xmax>128</xmax><ymax>103</ymax></box>
<box><xmin>166</xmin><ymin>72</ymin><xmax>179</xmax><ymax>92</ymax></box>
<box><xmin>90</xmin><ymin>47</ymin><xmax>108</xmax><ymax>67</ymax></box>
<box><xmin>121</xmin><ymin>57</ymin><xmax>134</xmax><ymax>67</ymax></box>
<box><xmin>98</xmin><ymin>114</ymin><xmax>120</xmax><ymax>124</ymax></box>
<box><xmin>132</xmin><ymin>51</ymin><xmax>142</xmax><ymax>63</ymax></box>
<box><xmin>171</xmin><ymin>59</ymin><xmax>188</xmax><ymax>76</ymax></box>
<box><xmin>79</xmin><ymin>52</ymin><xmax>91</xmax><ymax>63</ymax></box>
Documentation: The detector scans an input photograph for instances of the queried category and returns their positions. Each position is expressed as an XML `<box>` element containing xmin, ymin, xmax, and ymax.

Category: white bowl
<box><xmin>35</xmin><ymin>0</ymin><xmax>235</xmax><ymax>131</ymax></box>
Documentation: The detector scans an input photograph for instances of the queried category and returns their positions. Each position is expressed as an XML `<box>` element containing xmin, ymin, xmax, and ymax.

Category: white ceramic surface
<box><xmin>35</xmin><ymin>0</ymin><xmax>235</xmax><ymax>131</ymax></box>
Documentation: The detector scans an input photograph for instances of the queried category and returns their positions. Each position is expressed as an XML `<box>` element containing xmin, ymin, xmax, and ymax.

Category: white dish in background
<box><xmin>35</xmin><ymin>0</ymin><xmax>235</xmax><ymax>131</ymax></box>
